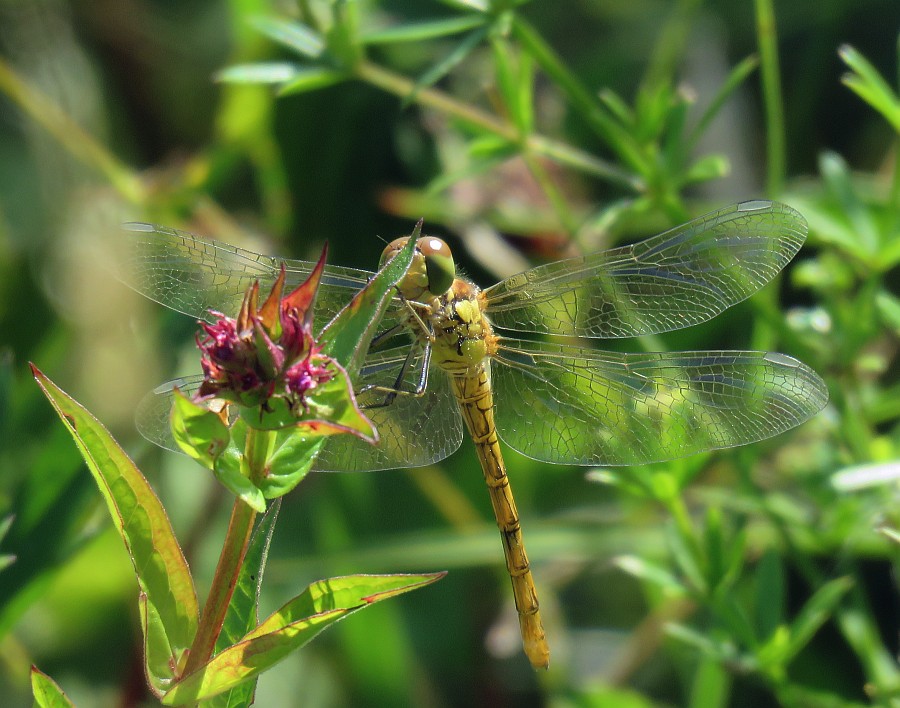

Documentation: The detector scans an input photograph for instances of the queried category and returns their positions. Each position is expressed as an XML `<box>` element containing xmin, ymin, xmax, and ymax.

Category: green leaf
<box><xmin>598</xmin><ymin>87</ymin><xmax>635</xmax><ymax>127</ymax></box>
<box><xmin>783</xmin><ymin>576</ymin><xmax>854</xmax><ymax>662</ymax></box>
<box><xmin>681</xmin><ymin>153</ymin><xmax>730</xmax><ymax>186</ymax></box>
<box><xmin>875</xmin><ymin>290</ymin><xmax>900</xmax><ymax>335</ymax></box>
<box><xmin>405</xmin><ymin>25</ymin><xmax>490</xmax><ymax>107</ymax></box>
<box><xmin>666</xmin><ymin>623</ymin><xmax>735</xmax><ymax>663</ymax></box>
<box><xmin>489</xmin><ymin>35</ymin><xmax>535</xmax><ymax>135</ymax></box>
<box><xmin>31</xmin><ymin>365</ymin><xmax>198</xmax><ymax>696</ymax></box>
<box><xmin>250</xmin><ymin>16</ymin><xmax>325</xmax><ymax>58</ymax></box>
<box><xmin>687</xmin><ymin>657</ymin><xmax>731</xmax><ymax>708</ymax></box>
<box><xmin>204</xmin><ymin>501</ymin><xmax>281</xmax><ymax>708</ymax></box>
<box><xmin>361</xmin><ymin>16</ymin><xmax>487</xmax><ymax>44</ymax></box>
<box><xmin>214</xmin><ymin>62</ymin><xmax>302</xmax><ymax>85</ymax></box>
<box><xmin>687</xmin><ymin>54</ymin><xmax>759</xmax><ymax>149</ymax></box>
<box><xmin>439</xmin><ymin>0</ymin><xmax>489</xmax><ymax>12</ymax></box>
<box><xmin>260</xmin><ymin>433</ymin><xmax>323</xmax><ymax>498</ymax></box>
<box><xmin>666</xmin><ymin>522</ymin><xmax>706</xmax><ymax>594</ymax></box>
<box><xmin>171</xmin><ymin>390</ymin><xmax>231</xmax><ymax>470</ymax></box>
<box><xmin>819</xmin><ymin>151</ymin><xmax>880</xmax><ymax>257</ymax></box>
<box><xmin>31</xmin><ymin>666</ymin><xmax>74</xmax><ymax>708</ymax></box>
<box><xmin>839</xmin><ymin>44</ymin><xmax>900</xmax><ymax>133</ymax></box>
<box><xmin>753</xmin><ymin>550</ymin><xmax>785</xmax><ymax>642</ymax></box>
<box><xmin>277</xmin><ymin>68</ymin><xmax>348</xmax><ymax>96</ymax></box>
<box><xmin>613</xmin><ymin>555</ymin><xmax>686</xmax><ymax>595</ymax></box>
<box><xmin>512</xmin><ymin>15</ymin><xmax>646</xmax><ymax>174</ymax></box>
<box><xmin>320</xmin><ymin>227</ymin><xmax>417</xmax><ymax>378</ymax></box>
<box><xmin>162</xmin><ymin>573</ymin><xmax>446</xmax><ymax>704</ymax></box>
<box><xmin>0</xmin><ymin>515</ymin><xmax>15</xmax><ymax>572</ymax></box>
<box><xmin>213</xmin><ymin>445</ymin><xmax>266</xmax><ymax>513</ymax></box>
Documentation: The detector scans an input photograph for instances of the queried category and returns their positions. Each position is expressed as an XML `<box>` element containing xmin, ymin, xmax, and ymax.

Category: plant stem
<box><xmin>353</xmin><ymin>60</ymin><xmax>642</xmax><ymax>191</ymax></box>
<box><xmin>755</xmin><ymin>0</ymin><xmax>786</xmax><ymax>196</ymax></box>
<box><xmin>0</xmin><ymin>58</ymin><xmax>145</xmax><ymax>204</ymax></box>
<box><xmin>182</xmin><ymin>428</ymin><xmax>273</xmax><ymax>676</ymax></box>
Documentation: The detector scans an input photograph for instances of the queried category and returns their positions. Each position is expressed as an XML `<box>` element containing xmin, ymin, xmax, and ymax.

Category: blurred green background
<box><xmin>1</xmin><ymin>1</ymin><xmax>899</xmax><ymax>706</ymax></box>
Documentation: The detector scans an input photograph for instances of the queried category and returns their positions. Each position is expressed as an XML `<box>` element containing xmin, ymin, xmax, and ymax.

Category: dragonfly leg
<box><xmin>359</xmin><ymin>344</ymin><xmax>432</xmax><ymax>409</ymax></box>
<box><xmin>396</xmin><ymin>291</ymin><xmax>436</xmax><ymax>345</ymax></box>
<box><xmin>368</xmin><ymin>324</ymin><xmax>405</xmax><ymax>350</ymax></box>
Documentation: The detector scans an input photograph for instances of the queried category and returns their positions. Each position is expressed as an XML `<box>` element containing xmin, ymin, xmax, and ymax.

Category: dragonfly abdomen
<box><xmin>449</xmin><ymin>367</ymin><xmax>550</xmax><ymax>669</ymax></box>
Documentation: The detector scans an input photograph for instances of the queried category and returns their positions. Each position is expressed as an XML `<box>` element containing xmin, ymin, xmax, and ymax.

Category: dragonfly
<box><xmin>121</xmin><ymin>199</ymin><xmax>828</xmax><ymax>669</ymax></box>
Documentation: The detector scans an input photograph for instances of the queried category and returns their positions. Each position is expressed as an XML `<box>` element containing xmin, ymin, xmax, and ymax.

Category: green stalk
<box><xmin>0</xmin><ymin>58</ymin><xmax>145</xmax><ymax>204</ymax></box>
<box><xmin>182</xmin><ymin>427</ymin><xmax>273</xmax><ymax>677</ymax></box>
<box><xmin>354</xmin><ymin>60</ymin><xmax>641</xmax><ymax>191</ymax></box>
<box><xmin>521</xmin><ymin>152</ymin><xmax>581</xmax><ymax>242</ymax></box>
<box><xmin>754</xmin><ymin>0</ymin><xmax>786</xmax><ymax>196</ymax></box>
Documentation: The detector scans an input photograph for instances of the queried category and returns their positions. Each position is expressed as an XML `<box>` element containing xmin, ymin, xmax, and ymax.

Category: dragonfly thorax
<box><xmin>426</xmin><ymin>278</ymin><xmax>497</xmax><ymax>377</ymax></box>
<box><xmin>381</xmin><ymin>235</ymin><xmax>455</xmax><ymax>301</ymax></box>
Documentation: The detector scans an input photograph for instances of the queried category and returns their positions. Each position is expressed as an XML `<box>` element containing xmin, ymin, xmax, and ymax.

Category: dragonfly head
<box><xmin>380</xmin><ymin>235</ymin><xmax>455</xmax><ymax>300</ymax></box>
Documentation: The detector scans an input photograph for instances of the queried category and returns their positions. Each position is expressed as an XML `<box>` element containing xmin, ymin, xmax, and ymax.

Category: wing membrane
<box><xmin>315</xmin><ymin>347</ymin><xmax>464</xmax><ymax>471</ymax></box>
<box><xmin>119</xmin><ymin>223</ymin><xmax>406</xmax><ymax>331</ymax></box>
<box><xmin>492</xmin><ymin>338</ymin><xmax>828</xmax><ymax>465</ymax></box>
<box><xmin>483</xmin><ymin>201</ymin><xmax>807</xmax><ymax>338</ymax></box>
<box><xmin>134</xmin><ymin>347</ymin><xmax>463</xmax><ymax>473</ymax></box>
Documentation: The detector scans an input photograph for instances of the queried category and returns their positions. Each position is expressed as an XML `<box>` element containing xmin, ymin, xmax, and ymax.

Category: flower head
<box><xmin>195</xmin><ymin>248</ymin><xmax>335</xmax><ymax>417</ymax></box>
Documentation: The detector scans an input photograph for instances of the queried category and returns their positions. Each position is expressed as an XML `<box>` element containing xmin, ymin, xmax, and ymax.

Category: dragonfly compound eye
<box><xmin>379</xmin><ymin>237</ymin><xmax>408</xmax><ymax>269</ymax></box>
<box><xmin>419</xmin><ymin>236</ymin><xmax>455</xmax><ymax>297</ymax></box>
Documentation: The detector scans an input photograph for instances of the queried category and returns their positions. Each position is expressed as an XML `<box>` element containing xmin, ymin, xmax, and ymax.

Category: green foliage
<box><xmin>28</xmin><ymin>237</ymin><xmax>437</xmax><ymax>704</ymax></box>
<box><xmin>30</xmin><ymin>666</ymin><xmax>75</xmax><ymax>708</ymax></box>
<box><xmin>2</xmin><ymin>1</ymin><xmax>899</xmax><ymax>706</ymax></box>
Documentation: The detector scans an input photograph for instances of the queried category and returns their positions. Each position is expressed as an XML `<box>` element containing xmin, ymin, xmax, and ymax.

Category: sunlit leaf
<box><xmin>839</xmin><ymin>44</ymin><xmax>900</xmax><ymax>132</ymax></box>
<box><xmin>277</xmin><ymin>68</ymin><xmax>348</xmax><ymax>95</ymax></box>
<box><xmin>31</xmin><ymin>366</ymin><xmax>198</xmax><ymax>696</ymax></box>
<box><xmin>361</xmin><ymin>16</ymin><xmax>486</xmax><ymax>44</ymax></box>
<box><xmin>0</xmin><ymin>515</ymin><xmax>15</xmax><ymax>572</ymax></box>
<box><xmin>250</xmin><ymin>16</ymin><xmax>325</xmax><ymax>58</ymax></box>
<box><xmin>261</xmin><ymin>433</ymin><xmax>323</xmax><ymax>498</ymax></box>
<box><xmin>171</xmin><ymin>389</ymin><xmax>231</xmax><ymax>470</ymax></box>
<box><xmin>682</xmin><ymin>153</ymin><xmax>730</xmax><ymax>186</ymax></box>
<box><xmin>213</xmin><ymin>446</ymin><xmax>266</xmax><ymax>512</ymax></box>
<box><xmin>438</xmin><ymin>0</ymin><xmax>489</xmax><ymax>12</ymax></box>
<box><xmin>320</xmin><ymin>228</ymin><xmax>417</xmax><ymax>377</ymax></box>
<box><xmin>614</xmin><ymin>555</ymin><xmax>686</xmax><ymax>595</ymax></box>
<box><xmin>783</xmin><ymin>576</ymin><xmax>853</xmax><ymax>662</ymax></box>
<box><xmin>31</xmin><ymin>666</ymin><xmax>74</xmax><ymax>708</ymax></box>
<box><xmin>215</xmin><ymin>62</ymin><xmax>302</xmax><ymax>85</ymax></box>
<box><xmin>162</xmin><ymin>573</ymin><xmax>445</xmax><ymax>704</ymax></box>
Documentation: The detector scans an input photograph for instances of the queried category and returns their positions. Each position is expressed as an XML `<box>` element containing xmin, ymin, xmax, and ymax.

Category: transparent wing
<box><xmin>134</xmin><ymin>374</ymin><xmax>206</xmax><ymax>455</ymax></box>
<box><xmin>119</xmin><ymin>223</ymin><xmax>406</xmax><ymax>331</ymax></box>
<box><xmin>315</xmin><ymin>346</ymin><xmax>464</xmax><ymax>471</ymax></box>
<box><xmin>492</xmin><ymin>338</ymin><xmax>828</xmax><ymax>465</ymax></box>
<box><xmin>134</xmin><ymin>348</ymin><xmax>464</xmax><ymax>473</ymax></box>
<box><xmin>483</xmin><ymin>200</ymin><xmax>807</xmax><ymax>338</ymax></box>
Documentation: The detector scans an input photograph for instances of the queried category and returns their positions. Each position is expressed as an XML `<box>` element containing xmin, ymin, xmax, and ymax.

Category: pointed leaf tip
<box><xmin>282</xmin><ymin>244</ymin><xmax>328</xmax><ymax>328</ymax></box>
<box><xmin>258</xmin><ymin>264</ymin><xmax>286</xmax><ymax>330</ymax></box>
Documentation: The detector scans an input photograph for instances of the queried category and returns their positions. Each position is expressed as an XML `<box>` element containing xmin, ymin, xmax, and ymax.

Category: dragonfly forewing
<box><xmin>491</xmin><ymin>338</ymin><xmax>828</xmax><ymax>465</ymax></box>
<box><xmin>120</xmin><ymin>222</ymin><xmax>402</xmax><ymax>330</ymax></box>
<box><xmin>483</xmin><ymin>200</ymin><xmax>807</xmax><ymax>338</ymax></box>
